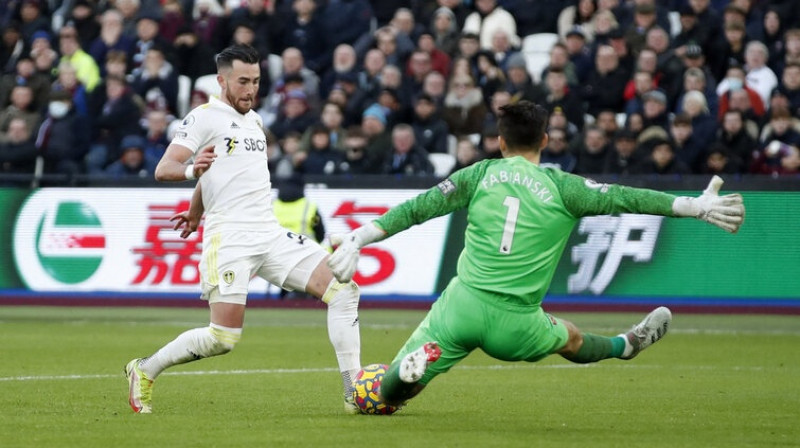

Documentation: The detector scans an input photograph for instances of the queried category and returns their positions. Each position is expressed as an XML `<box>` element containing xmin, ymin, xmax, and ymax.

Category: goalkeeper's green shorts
<box><xmin>391</xmin><ymin>278</ymin><xmax>570</xmax><ymax>385</ymax></box>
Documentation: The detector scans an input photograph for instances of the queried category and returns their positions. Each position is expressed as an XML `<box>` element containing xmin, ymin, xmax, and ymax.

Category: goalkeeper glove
<box><xmin>672</xmin><ymin>175</ymin><xmax>745</xmax><ymax>233</ymax></box>
<box><xmin>327</xmin><ymin>222</ymin><xmax>386</xmax><ymax>283</ymax></box>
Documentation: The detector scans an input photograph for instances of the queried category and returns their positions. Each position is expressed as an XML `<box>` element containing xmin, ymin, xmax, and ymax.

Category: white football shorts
<box><xmin>199</xmin><ymin>227</ymin><xmax>327</xmax><ymax>304</ymax></box>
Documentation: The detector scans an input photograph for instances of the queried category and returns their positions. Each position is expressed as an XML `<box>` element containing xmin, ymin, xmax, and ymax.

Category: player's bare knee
<box><xmin>558</xmin><ymin>320</ymin><xmax>583</xmax><ymax>356</ymax></box>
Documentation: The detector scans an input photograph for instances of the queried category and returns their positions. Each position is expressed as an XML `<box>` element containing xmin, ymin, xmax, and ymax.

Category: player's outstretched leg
<box><xmin>379</xmin><ymin>342</ymin><xmax>441</xmax><ymax>405</ymax></box>
<box><xmin>125</xmin><ymin>358</ymin><xmax>154</xmax><ymax>414</ymax></box>
<box><xmin>620</xmin><ymin>306</ymin><xmax>672</xmax><ymax>360</ymax></box>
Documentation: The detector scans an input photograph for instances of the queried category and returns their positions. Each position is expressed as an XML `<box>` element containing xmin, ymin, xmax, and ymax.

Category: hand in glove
<box><xmin>672</xmin><ymin>176</ymin><xmax>745</xmax><ymax>233</ymax></box>
<box><xmin>327</xmin><ymin>223</ymin><xmax>386</xmax><ymax>283</ymax></box>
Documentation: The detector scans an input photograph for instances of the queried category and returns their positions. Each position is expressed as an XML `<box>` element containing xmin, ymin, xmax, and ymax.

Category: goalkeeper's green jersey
<box><xmin>374</xmin><ymin>156</ymin><xmax>678</xmax><ymax>308</ymax></box>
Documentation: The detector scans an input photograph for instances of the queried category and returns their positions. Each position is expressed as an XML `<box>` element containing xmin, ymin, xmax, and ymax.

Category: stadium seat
<box><xmin>524</xmin><ymin>52</ymin><xmax>551</xmax><ymax>83</ymax></box>
<box><xmin>177</xmin><ymin>75</ymin><xmax>191</xmax><ymax>118</ymax></box>
<box><xmin>668</xmin><ymin>11</ymin><xmax>682</xmax><ymax>37</ymax></box>
<box><xmin>429</xmin><ymin>153</ymin><xmax>456</xmax><ymax>178</ymax></box>
<box><xmin>194</xmin><ymin>74</ymin><xmax>221</xmax><ymax>98</ymax></box>
<box><xmin>522</xmin><ymin>33</ymin><xmax>559</xmax><ymax>54</ymax></box>
<box><xmin>268</xmin><ymin>54</ymin><xmax>283</xmax><ymax>83</ymax></box>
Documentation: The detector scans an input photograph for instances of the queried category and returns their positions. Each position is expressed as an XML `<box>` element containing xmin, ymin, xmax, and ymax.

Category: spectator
<box><xmin>391</xmin><ymin>7</ymin><xmax>425</xmax><ymax>45</ymax></box>
<box><xmin>67</xmin><ymin>0</ymin><xmax>100</xmax><ymax>50</ymax></box>
<box><xmin>750</xmin><ymin>139</ymin><xmax>800</xmax><ymax>175</ymax></box>
<box><xmin>0</xmin><ymin>117</ymin><xmax>37</xmax><ymax>179</ymax></box>
<box><xmin>672</xmin><ymin>5</ymin><xmax>711</xmax><ymax>51</ymax></box>
<box><xmin>674</xmin><ymin>45</ymin><xmax>718</xmax><ymax>111</ymax></box>
<box><xmin>29</xmin><ymin>30</ymin><xmax>59</xmax><ymax>76</ymax></box>
<box><xmin>682</xmin><ymin>90</ymin><xmax>718</xmax><ymax>151</ymax></box>
<box><xmin>299</xmin><ymin>125</ymin><xmax>343</xmax><ymax>175</ymax></box>
<box><xmin>775</xmin><ymin>28</ymin><xmax>800</xmax><ymax>77</ymax></box>
<box><xmin>558</xmin><ymin>0</ymin><xmax>598</xmax><ymax>43</ymax></box>
<box><xmin>430</xmin><ymin>7</ymin><xmax>460</xmax><ymax>57</ymax></box>
<box><xmin>462</xmin><ymin>0</ymin><xmax>519</xmax><ymax>51</ymax></box>
<box><xmin>489</xmin><ymin>29</ymin><xmax>520</xmax><ymax>73</ymax></box>
<box><xmin>357</xmin><ymin>26</ymin><xmax>414</xmax><ymax>69</ymax></box>
<box><xmin>504</xmin><ymin>53</ymin><xmax>545</xmax><ymax>104</ymax></box>
<box><xmin>58</xmin><ymin>25</ymin><xmax>100</xmax><ymax>92</ymax></box>
<box><xmin>640</xmin><ymin>88</ymin><xmax>670</xmax><ymax>133</ymax></box>
<box><xmin>115</xmin><ymin>0</ymin><xmax>143</xmax><ymax>39</ymax></box>
<box><xmin>381</xmin><ymin>123</ymin><xmax>433</xmax><ymax>176</ymax></box>
<box><xmin>87</xmin><ymin>74</ymin><xmax>143</xmax><ymax>174</ymax></box>
<box><xmin>675</xmin><ymin>66</ymin><xmax>718</xmax><ymax>117</ymax></box>
<box><xmin>411</xmin><ymin>93</ymin><xmax>449</xmax><ymax>154</ymax></box>
<box><xmin>539</xmin><ymin>126</ymin><xmax>576</xmax><ymax>173</ymax></box>
<box><xmin>566</xmin><ymin>34</ymin><xmax>596</xmax><ymax>85</ymax></box>
<box><xmin>716</xmin><ymin>109</ymin><xmax>757</xmax><ymax>171</ymax></box>
<box><xmin>89</xmin><ymin>9</ymin><xmax>135</xmax><ymax>72</ymax></box>
<box><xmin>759</xmin><ymin>106</ymin><xmax>800</xmax><ymax>152</ymax></box>
<box><xmin>451</xmin><ymin>136</ymin><xmax>482</xmax><ymax>173</ymax></box>
<box><xmin>172</xmin><ymin>27</ymin><xmax>217</xmax><ymax>84</ymax></box>
<box><xmin>541</xmin><ymin>42</ymin><xmax>579</xmax><ymax>88</ymax></box>
<box><xmin>338</xmin><ymin>126</ymin><xmax>371</xmax><ymax>175</ymax></box>
<box><xmin>623</xmin><ymin>3</ymin><xmax>659</xmax><ymax>56</ymax></box>
<box><xmin>224</xmin><ymin>0</ymin><xmax>276</xmax><ymax>59</ymax></box>
<box><xmin>18</xmin><ymin>0</ymin><xmax>50</xmax><ymax>45</ymax></box>
<box><xmin>542</xmin><ymin>68</ymin><xmax>584</xmax><ymax>130</ymax></box>
<box><xmin>281</xmin><ymin>0</ymin><xmax>328</xmax><ymax>73</ymax></box>
<box><xmin>361</xmin><ymin>103</ymin><xmax>391</xmax><ymax>173</ymax></box>
<box><xmin>669</xmin><ymin>113</ymin><xmax>705</xmax><ymax>173</ymax></box>
<box><xmin>603</xmin><ymin>128</ymin><xmax>643</xmax><ymax>175</ymax></box>
<box><xmin>417</xmin><ymin>33</ymin><xmax>451</xmax><ymax>79</ymax></box>
<box><xmin>104</xmin><ymin>134</ymin><xmax>158</xmax><ymax>179</ymax></box>
<box><xmin>52</xmin><ymin>61</ymin><xmax>90</xmax><ymax>116</ymax></box>
<box><xmin>272</xmin><ymin>131</ymin><xmax>304</xmax><ymax>179</ymax></box>
<box><xmin>131</xmin><ymin>13</ymin><xmax>174</xmax><ymax>77</ymax></box>
<box><xmin>0</xmin><ymin>85</ymin><xmax>40</xmax><ymax>137</ymax></box>
<box><xmin>638</xmin><ymin>138</ymin><xmax>691</xmax><ymax>175</ymax></box>
<box><xmin>0</xmin><ymin>24</ymin><xmax>24</xmax><ymax>75</ymax></box>
<box><xmin>271</xmin><ymin>89</ymin><xmax>317</xmax><ymax>140</ymax></box>
<box><xmin>301</xmin><ymin>101</ymin><xmax>348</xmax><ymax>153</ymax></box>
<box><xmin>582</xmin><ymin>44</ymin><xmax>628</xmax><ymax>116</ymax></box>
<box><xmin>574</xmin><ymin>125</ymin><xmax>610</xmax><ymax>174</ymax></box>
<box><xmin>320</xmin><ymin>0</ymin><xmax>373</xmax><ymax>50</ymax></box>
<box><xmin>422</xmin><ymin>71</ymin><xmax>448</xmax><ymax>108</ymax></box>
<box><xmin>36</xmin><ymin>90</ymin><xmax>90</xmax><ymax>180</ymax></box>
<box><xmin>480</xmin><ymin>125</ymin><xmax>502</xmax><ymax>159</ymax></box>
<box><xmin>644</xmin><ymin>27</ymin><xmax>683</xmax><ymax>92</ymax></box>
<box><xmin>595</xmin><ymin>109</ymin><xmax>619</xmax><ymax>140</ymax></box>
<box><xmin>777</xmin><ymin>62</ymin><xmax>800</xmax><ymax>116</ymax></box>
<box><xmin>405</xmin><ymin>49</ymin><xmax>435</xmax><ymax>101</ymax></box>
<box><xmin>130</xmin><ymin>46</ymin><xmax>179</xmax><ymax>115</ymax></box>
<box><xmin>191</xmin><ymin>0</ymin><xmax>224</xmax><ymax>49</ymax></box>
<box><xmin>624</xmin><ymin>70</ymin><xmax>655</xmax><ymax>115</ymax></box>
<box><xmin>321</xmin><ymin>44</ymin><xmax>357</xmax><ymax>98</ymax></box>
<box><xmin>88</xmin><ymin>50</ymin><xmax>130</xmax><ymax>119</ymax></box>
<box><xmin>140</xmin><ymin>109</ymin><xmax>171</xmax><ymax>161</ymax></box>
<box><xmin>717</xmin><ymin>64</ymin><xmax>765</xmax><ymax>121</ymax></box>
<box><xmin>454</xmin><ymin>32</ymin><xmax>481</xmax><ymax>74</ymax></box>
<box><xmin>158</xmin><ymin>0</ymin><xmax>187</xmax><ymax>44</ymax></box>
<box><xmin>702</xmin><ymin>144</ymin><xmax>743</xmax><ymax>175</ymax></box>
<box><xmin>378</xmin><ymin>66</ymin><xmax>412</xmax><ymax>120</ymax></box>
<box><xmin>443</xmin><ymin>74</ymin><xmax>487</xmax><ymax>138</ymax></box>
<box><xmin>744</xmin><ymin>41</ymin><xmax>778</xmax><ymax>107</ymax></box>
<box><xmin>473</xmin><ymin>50</ymin><xmax>504</xmax><ymax>105</ymax></box>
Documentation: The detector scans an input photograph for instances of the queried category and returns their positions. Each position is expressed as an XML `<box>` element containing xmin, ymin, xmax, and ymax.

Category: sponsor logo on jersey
<box><xmin>584</xmin><ymin>178</ymin><xmax>609</xmax><ymax>193</ymax></box>
<box><xmin>437</xmin><ymin>179</ymin><xmax>456</xmax><ymax>196</ymax></box>
<box><xmin>224</xmin><ymin>137</ymin><xmax>238</xmax><ymax>154</ymax></box>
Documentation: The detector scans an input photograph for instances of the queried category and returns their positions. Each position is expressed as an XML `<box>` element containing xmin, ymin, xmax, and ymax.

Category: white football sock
<box><xmin>139</xmin><ymin>324</ymin><xmax>242</xmax><ymax>379</ymax></box>
<box><xmin>322</xmin><ymin>279</ymin><xmax>361</xmax><ymax>393</ymax></box>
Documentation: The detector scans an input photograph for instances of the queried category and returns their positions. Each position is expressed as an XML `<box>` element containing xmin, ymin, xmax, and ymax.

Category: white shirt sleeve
<box><xmin>171</xmin><ymin>110</ymin><xmax>212</xmax><ymax>154</ymax></box>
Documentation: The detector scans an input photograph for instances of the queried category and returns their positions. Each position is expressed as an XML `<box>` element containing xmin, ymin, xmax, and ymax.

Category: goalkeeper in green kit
<box><xmin>327</xmin><ymin>101</ymin><xmax>745</xmax><ymax>407</ymax></box>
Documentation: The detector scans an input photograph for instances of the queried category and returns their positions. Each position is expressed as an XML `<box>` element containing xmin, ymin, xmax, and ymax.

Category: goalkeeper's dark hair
<box><xmin>496</xmin><ymin>101</ymin><xmax>549</xmax><ymax>150</ymax></box>
<box><xmin>215</xmin><ymin>44</ymin><xmax>260</xmax><ymax>71</ymax></box>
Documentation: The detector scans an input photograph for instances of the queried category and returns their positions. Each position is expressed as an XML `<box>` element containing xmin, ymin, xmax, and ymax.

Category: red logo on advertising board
<box><xmin>131</xmin><ymin>201</ymin><xmax>202</xmax><ymax>285</ymax></box>
<box><xmin>332</xmin><ymin>201</ymin><xmax>395</xmax><ymax>286</ymax></box>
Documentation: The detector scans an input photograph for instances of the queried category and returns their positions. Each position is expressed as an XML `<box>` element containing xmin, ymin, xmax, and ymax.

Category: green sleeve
<box><xmin>553</xmin><ymin>171</ymin><xmax>678</xmax><ymax>218</ymax></box>
<box><xmin>374</xmin><ymin>161</ymin><xmax>487</xmax><ymax>237</ymax></box>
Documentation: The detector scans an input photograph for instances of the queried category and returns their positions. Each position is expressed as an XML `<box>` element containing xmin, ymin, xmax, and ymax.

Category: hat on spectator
<box><xmin>363</xmin><ymin>103</ymin><xmax>388</xmax><ymax>126</ymax></box>
<box><xmin>685</xmin><ymin>44</ymin><xmax>703</xmax><ymax>59</ymax></box>
<box><xmin>137</xmin><ymin>11</ymin><xmax>162</xmax><ymax>23</ymax></box>
<box><xmin>22</xmin><ymin>0</ymin><xmax>42</xmax><ymax>9</ymax></box>
<box><xmin>460</xmin><ymin>32</ymin><xmax>479</xmax><ymax>41</ymax></box>
<box><xmin>31</xmin><ymin>30</ymin><xmax>50</xmax><ymax>43</ymax></box>
<box><xmin>606</xmin><ymin>27</ymin><xmax>625</xmax><ymax>40</ymax></box>
<box><xmin>614</xmin><ymin>129</ymin><xmax>637</xmax><ymax>141</ymax></box>
<box><xmin>506</xmin><ymin>53</ymin><xmax>527</xmax><ymax>70</ymax></box>
<box><xmin>725</xmin><ymin>21</ymin><xmax>745</xmax><ymax>32</ymax></box>
<box><xmin>49</xmin><ymin>89</ymin><xmax>72</xmax><ymax>102</ymax></box>
<box><xmin>120</xmin><ymin>135</ymin><xmax>147</xmax><ymax>152</ymax></box>
<box><xmin>285</xmin><ymin>89</ymin><xmax>308</xmax><ymax>104</ymax></box>
<box><xmin>566</xmin><ymin>26</ymin><xmax>586</xmax><ymax>40</ymax></box>
<box><xmin>336</xmin><ymin>71</ymin><xmax>358</xmax><ymax>84</ymax></box>
<box><xmin>642</xmin><ymin>89</ymin><xmax>667</xmax><ymax>104</ymax></box>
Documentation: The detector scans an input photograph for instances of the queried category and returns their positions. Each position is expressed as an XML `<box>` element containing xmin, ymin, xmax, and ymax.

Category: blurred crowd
<box><xmin>2</xmin><ymin>0</ymin><xmax>800</xmax><ymax>185</ymax></box>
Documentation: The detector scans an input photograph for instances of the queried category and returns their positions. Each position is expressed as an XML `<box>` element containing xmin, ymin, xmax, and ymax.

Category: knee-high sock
<box><xmin>322</xmin><ymin>279</ymin><xmax>361</xmax><ymax>393</ymax></box>
<box><xmin>139</xmin><ymin>324</ymin><xmax>241</xmax><ymax>379</ymax></box>
<box><xmin>567</xmin><ymin>333</ymin><xmax>626</xmax><ymax>364</ymax></box>
<box><xmin>379</xmin><ymin>361</ymin><xmax>418</xmax><ymax>405</ymax></box>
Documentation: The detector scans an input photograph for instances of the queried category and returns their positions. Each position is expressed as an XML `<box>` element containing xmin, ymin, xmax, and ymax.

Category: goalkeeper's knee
<box><xmin>204</xmin><ymin>323</ymin><xmax>242</xmax><ymax>357</ymax></box>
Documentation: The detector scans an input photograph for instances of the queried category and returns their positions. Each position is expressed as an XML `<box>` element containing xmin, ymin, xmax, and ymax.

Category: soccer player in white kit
<box><xmin>125</xmin><ymin>44</ymin><xmax>362</xmax><ymax>414</ymax></box>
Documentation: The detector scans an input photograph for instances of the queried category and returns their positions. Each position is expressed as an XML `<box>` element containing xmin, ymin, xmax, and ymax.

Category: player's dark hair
<box><xmin>497</xmin><ymin>101</ymin><xmax>549</xmax><ymax>150</ymax></box>
<box><xmin>215</xmin><ymin>44</ymin><xmax>260</xmax><ymax>71</ymax></box>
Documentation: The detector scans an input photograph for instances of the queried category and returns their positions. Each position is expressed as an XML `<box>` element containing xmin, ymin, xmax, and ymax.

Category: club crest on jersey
<box><xmin>223</xmin><ymin>270</ymin><xmax>235</xmax><ymax>284</ymax></box>
<box><xmin>437</xmin><ymin>179</ymin><xmax>456</xmax><ymax>196</ymax></box>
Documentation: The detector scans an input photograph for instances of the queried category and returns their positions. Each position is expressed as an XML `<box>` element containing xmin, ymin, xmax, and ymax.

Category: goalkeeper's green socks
<box><xmin>568</xmin><ymin>333</ymin><xmax>627</xmax><ymax>363</ymax></box>
<box><xmin>379</xmin><ymin>362</ymin><xmax>417</xmax><ymax>405</ymax></box>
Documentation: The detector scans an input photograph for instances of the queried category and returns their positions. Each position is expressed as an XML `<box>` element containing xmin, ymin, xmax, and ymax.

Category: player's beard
<box><xmin>227</xmin><ymin>91</ymin><xmax>252</xmax><ymax>115</ymax></box>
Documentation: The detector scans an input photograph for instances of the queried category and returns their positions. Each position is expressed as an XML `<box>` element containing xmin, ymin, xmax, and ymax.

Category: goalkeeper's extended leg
<box><xmin>380</xmin><ymin>342</ymin><xmax>441</xmax><ymax>406</ymax></box>
<box><xmin>559</xmin><ymin>307</ymin><xmax>672</xmax><ymax>363</ymax></box>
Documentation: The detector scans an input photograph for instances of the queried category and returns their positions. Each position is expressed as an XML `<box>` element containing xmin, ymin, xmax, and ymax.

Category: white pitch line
<box><xmin>0</xmin><ymin>362</ymin><xmax>774</xmax><ymax>383</ymax></box>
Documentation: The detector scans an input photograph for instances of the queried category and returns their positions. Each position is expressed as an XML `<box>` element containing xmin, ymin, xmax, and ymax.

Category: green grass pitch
<box><xmin>1</xmin><ymin>306</ymin><xmax>798</xmax><ymax>448</ymax></box>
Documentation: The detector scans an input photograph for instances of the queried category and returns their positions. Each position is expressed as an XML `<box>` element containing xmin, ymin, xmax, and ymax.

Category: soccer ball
<box><xmin>352</xmin><ymin>363</ymin><xmax>400</xmax><ymax>415</ymax></box>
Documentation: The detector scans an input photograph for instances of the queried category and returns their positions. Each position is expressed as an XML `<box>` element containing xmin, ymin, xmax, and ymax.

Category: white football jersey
<box><xmin>172</xmin><ymin>96</ymin><xmax>277</xmax><ymax>234</ymax></box>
